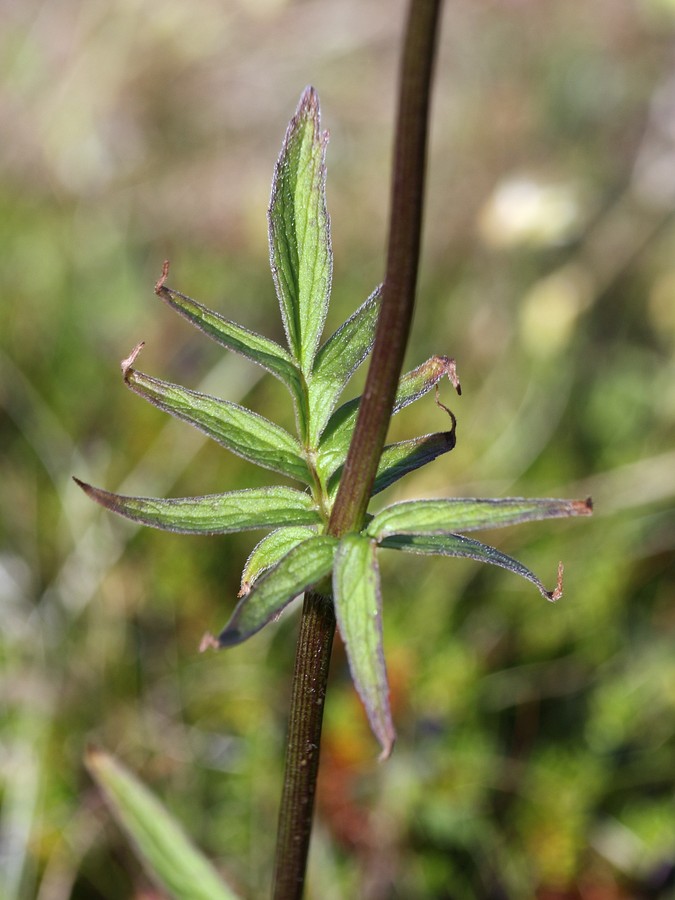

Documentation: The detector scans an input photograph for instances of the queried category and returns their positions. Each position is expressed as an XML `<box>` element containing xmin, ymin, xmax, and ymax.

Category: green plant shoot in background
<box><xmin>77</xmin><ymin>73</ymin><xmax>591</xmax><ymax>897</ymax></box>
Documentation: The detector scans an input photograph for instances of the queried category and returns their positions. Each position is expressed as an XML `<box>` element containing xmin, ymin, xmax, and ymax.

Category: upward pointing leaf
<box><xmin>155</xmin><ymin>283</ymin><xmax>303</xmax><ymax>405</ymax></box>
<box><xmin>86</xmin><ymin>748</ymin><xmax>239</xmax><ymax>900</ymax></box>
<box><xmin>269</xmin><ymin>87</ymin><xmax>332</xmax><ymax>373</ymax></box>
<box><xmin>124</xmin><ymin>360</ymin><xmax>311</xmax><ymax>484</ymax></box>
<box><xmin>308</xmin><ymin>286</ymin><xmax>382</xmax><ymax>445</ymax></box>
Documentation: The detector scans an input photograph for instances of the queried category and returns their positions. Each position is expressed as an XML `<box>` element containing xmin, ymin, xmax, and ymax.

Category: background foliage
<box><xmin>2</xmin><ymin>1</ymin><xmax>675</xmax><ymax>897</ymax></box>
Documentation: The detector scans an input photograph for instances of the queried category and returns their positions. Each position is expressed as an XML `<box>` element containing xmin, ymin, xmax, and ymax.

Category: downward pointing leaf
<box><xmin>217</xmin><ymin>535</ymin><xmax>338</xmax><ymax>646</ymax></box>
<box><xmin>86</xmin><ymin>748</ymin><xmax>239</xmax><ymax>900</ymax></box>
<box><xmin>333</xmin><ymin>534</ymin><xmax>394</xmax><ymax>759</ymax></box>
<box><xmin>269</xmin><ymin>87</ymin><xmax>332</xmax><ymax>373</ymax></box>
<box><xmin>380</xmin><ymin>532</ymin><xmax>564</xmax><ymax>601</ymax></box>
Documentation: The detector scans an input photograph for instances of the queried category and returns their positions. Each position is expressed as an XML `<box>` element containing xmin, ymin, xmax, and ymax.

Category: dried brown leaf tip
<box><xmin>199</xmin><ymin>632</ymin><xmax>220</xmax><ymax>653</ymax></box>
<box><xmin>120</xmin><ymin>341</ymin><xmax>145</xmax><ymax>379</ymax></box>
<box><xmin>154</xmin><ymin>259</ymin><xmax>170</xmax><ymax>294</ymax></box>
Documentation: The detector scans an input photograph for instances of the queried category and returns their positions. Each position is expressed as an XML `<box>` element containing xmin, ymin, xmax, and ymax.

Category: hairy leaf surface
<box><xmin>156</xmin><ymin>284</ymin><xmax>302</xmax><ymax>403</ymax></box>
<box><xmin>368</xmin><ymin>497</ymin><xmax>593</xmax><ymax>539</ymax></box>
<box><xmin>333</xmin><ymin>534</ymin><xmax>394</xmax><ymax>759</ymax></box>
<box><xmin>269</xmin><ymin>87</ymin><xmax>332</xmax><ymax>373</ymax></box>
<box><xmin>74</xmin><ymin>480</ymin><xmax>321</xmax><ymax>534</ymax></box>
<box><xmin>218</xmin><ymin>535</ymin><xmax>338</xmax><ymax>646</ymax></box>
<box><xmin>125</xmin><ymin>366</ymin><xmax>310</xmax><ymax>483</ymax></box>
<box><xmin>240</xmin><ymin>526</ymin><xmax>318</xmax><ymax>594</ymax></box>
<box><xmin>308</xmin><ymin>286</ymin><xmax>381</xmax><ymax>444</ymax></box>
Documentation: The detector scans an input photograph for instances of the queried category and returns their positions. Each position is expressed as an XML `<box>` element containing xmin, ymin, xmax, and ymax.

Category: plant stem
<box><xmin>273</xmin><ymin>1</ymin><xmax>443</xmax><ymax>896</ymax></box>
<box><xmin>272</xmin><ymin>591</ymin><xmax>335</xmax><ymax>900</ymax></box>
<box><xmin>329</xmin><ymin>0</ymin><xmax>443</xmax><ymax>537</ymax></box>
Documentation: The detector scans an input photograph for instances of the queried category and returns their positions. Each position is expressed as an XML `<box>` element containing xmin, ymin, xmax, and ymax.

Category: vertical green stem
<box><xmin>273</xmin><ymin>1</ymin><xmax>443</xmax><ymax>896</ymax></box>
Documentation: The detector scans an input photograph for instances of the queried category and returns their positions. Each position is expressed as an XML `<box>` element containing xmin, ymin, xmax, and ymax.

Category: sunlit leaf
<box><xmin>333</xmin><ymin>533</ymin><xmax>394</xmax><ymax>759</ymax></box>
<box><xmin>74</xmin><ymin>480</ymin><xmax>321</xmax><ymax>534</ymax></box>
<box><xmin>86</xmin><ymin>748</ymin><xmax>239</xmax><ymax>900</ymax></box>
<box><xmin>124</xmin><ymin>360</ymin><xmax>310</xmax><ymax>483</ymax></box>
<box><xmin>269</xmin><ymin>86</ymin><xmax>332</xmax><ymax>373</ymax></box>
<box><xmin>368</xmin><ymin>496</ymin><xmax>593</xmax><ymax>539</ymax></box>
<box><xmin>380</xmin><ymin>532</ymin><xmax>564</xmax><ymax>601</ymax></box>
<box><xmin>308</xmin><ymin>286</ymin><xmax>381</xmax><ymax>444</ymax></box>
<box><xmin>239</xmin><ymin>526</ymin><xmax>318</xmax><ymax>595</ymax></box>
<box><xmin>318</xmin><ymin>355</ymin><xmax>460</xmax><ymax>469</ymax></box>
<box><xmin>156</xmin><ymin>283</ymin><xmax>302</xmax><ymax>405</ymax></box>
<box><xmin>217</xmin><ymin>535</ymin><xmax>338</xmax><ymax>646</ymax></box>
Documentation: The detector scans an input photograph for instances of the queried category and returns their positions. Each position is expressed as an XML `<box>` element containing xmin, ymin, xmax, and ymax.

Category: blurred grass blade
<box><xmin>86</xmin><ymin>748</ymin><xmax>239</xmax><ymax>900</ymax></box>
<box><xmin>368</xmin><ymin>497</ymin><xmax>593</xmax><ymax>539</ymax></box>
<box><xmin>240</xmin><ymin>526</ymin><xmax>318</xmax><ymax>594</ymax></box>
<box><xmin>217</xmin><ymin>535</ymin><xmax>338</xmax><ymax>646</ymax></box>
<box><xmin>124</xmin><ymin>361</ymin><xmax>310</xmax><ymax>483</ymax></box>
<box><xmin>319</xmin><ymin>355</ymin><xmax>460</xmax><ymax>464</ymax></box>
<box><xmin>308</xmin><ymin>286</ymin><xmax>381</xmax><ymax>444</ymax></box>
<box><xmin>74</xmin><ymin>480</ymin><xmax>321</xmax><ymax>533</ymax></box>
<box><xmin>156</xmin><ymin>283</ymin><xmax>303</xmax><ymax>405</ymax></box>
<box><xmin>380</xmin><ymin>532</ymin><xmax>564</xmax><ymax>601</ymax></box>
<box><xmin>269</xmin><ymin>87</ymin><xmax>332</xmax><ymax>373</ymax></box>
<box><xmin>333</xmin><ymin>534</ymin><xmax>394</xmax><ymax>759</ymax></box>
<box><xmin>327</xmin><ymin>430</ymin><xmax>457</xmax><ymax>499</ymax></box>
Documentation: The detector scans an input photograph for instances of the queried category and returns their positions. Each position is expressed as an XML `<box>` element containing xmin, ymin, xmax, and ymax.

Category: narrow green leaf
<box><xmin>156</xmin><ymin>283</ymin><xmax>303</xmax><ymax>403</ymax></box>
<box><xmin>333</xmin><ymin>534</ymin><xmax>394</xmax><ymax>759</ymax></box>
<box><xmin>74</xmin><ymin>479</ymin><xmax>321</xmax><ymax>534</ymax></box>
<box><xmin>380</xmin><ymin>532</ymin><xmax>564</xmax><ymax>601</ymax></box>
<box><xmin>124</xmin><ymin>361</ymin><xmax>310</xmax><ymax>483</ymax></box>
<box><xmin>269</xmin><ymin>87</ymin><xmax>332</xmax><ymax>372</ymax></box>
<box><xmin>327</xmin><ymin>430</ymin><xmax>456</xmax><ymax>500</ymax></box>
<box><xmin>368</xmin><ymin>497</ymin><xmax>593</xmax><ymax>540</ymax></box>
<box><xmin>318</xmin><ymin>355</ymin><xmax>460</xmax><ymax>468</ymax></box>
<box><xmin>239</xmin><ymin>526</ymin><xmax>318</xmax><ymax>595</ymax></box>
<box><xmin>217</xmin><ymin>535</ymin><xmax>338</xmax><ymax>646</ymax></box>
<box><xmin>86</xmin><ymin>748</ymin><xmax>239</xmax><ymax>900</ymax></box>
<box><xmin>308</xmin><ymin>286</ymin><xmax>382</xmax><ymax>444</ymax></box>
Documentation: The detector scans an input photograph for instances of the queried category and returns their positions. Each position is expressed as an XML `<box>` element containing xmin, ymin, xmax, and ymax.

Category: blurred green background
<box><xmin>2</xmin><ymin>1</ymin><xmax>675</xmax><ymax>897</ymax></box>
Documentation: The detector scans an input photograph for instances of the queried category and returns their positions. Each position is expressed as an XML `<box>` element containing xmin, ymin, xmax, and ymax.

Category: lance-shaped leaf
<box><xmin>269</xmin><ymin>86</ymin><xmax>332</xmax><ymax>373</ymax></box>
<box><xmin>368</xmin><ymin>497</ymin><xmax>593</xmax><ymax>540</ymax></box>
<box><xmin>380</xmin><ymin>532</ymin><xmax>564</xmax><ymax>601</ymax></box>
<box><xmin>155</xmin><ymin>282</ymin><xmax>303</xmax><ymax>405</ymax></box>
<box><xmin>308</xmin><ymin>286</ymin><xmax>381</xmax><ymax>444</ymax></box>
<box><xmin>86</xmin><ymin>748</ymin><xmax>239</xmax><ymax>900</ymax></box>
<box><xmin>327</xmin><ymin>430</ymin><xmax>456</xmax><ymax>500</ymax></box>
<box><xmin>217</xmin><ymin>535</ymin><xmax>338</xmax><ymax>646</ymax></box>
<box><xmin>239</xmin><ymin>526</ymin><xmax>318</xmax><ymax>595</ymax></box>
<box><xmin>318</xmin><ymin>355</ymin><xmax>460</xmax><ymax>468</ymax></box>
<box><xmin>123</xmin><ymin>354</ymin><xmax>310</xmax><ymax>483</ymax></box>
<box><xmin>74</xmin><ymin>479</ymin><xmax>321</xmax><ymax>534</ymax></box>
<box><xmin>333</xmin><ymin>534</ymin><xmax>394</xmax><ymax>759</ymax></box>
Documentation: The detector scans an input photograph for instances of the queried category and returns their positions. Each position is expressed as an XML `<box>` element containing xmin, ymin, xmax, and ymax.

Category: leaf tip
<box><xmin>199</xmin><ymin>632</ymin><xmax>220</xmax><ymax>653</ymax></box>
<box><xmin>120</xmin><ymin>341</ymin><xmax>145</xmax><ymax>380</ymax></box>
<box><xmin>217</xmin><ymin>627</ymin><xmax>243</xmax><ymax>649</ymax></box>
<box><xmin>546</xmin><ymin>561</ymin><xmax>564</xmax><ymax>602</ymax></box>
<box><xmin>377</xmin><ymin>732</ymin><xmax>396</xmax><ymax>762</ymax></box>
<box><xmin>154</xmin><ymin>259</ymin><xmax>170</xmax><ymax>295</ymax></box>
